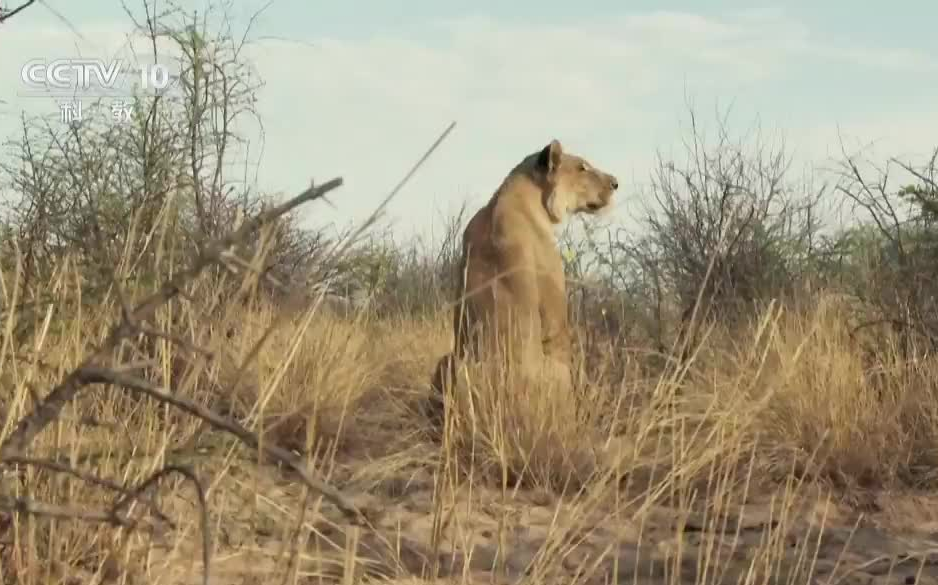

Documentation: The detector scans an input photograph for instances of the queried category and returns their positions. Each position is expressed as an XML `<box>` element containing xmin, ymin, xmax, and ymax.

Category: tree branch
<box><xmin>0</xmin><ymin>0</ymin><xmax>37</xmax><ymax>23</ymax></box>
<box><xmin>0</xmin><ymin>177</ymin><xmax>342</xmax><ymax>458</ymax></box>
<box><xmin>78</xmin><ymin>365</ymin><xmax>368</xmax><ymax>524</ymax></box>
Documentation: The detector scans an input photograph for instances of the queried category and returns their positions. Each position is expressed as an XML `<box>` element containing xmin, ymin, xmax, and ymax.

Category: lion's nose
<box><xmin>609</xmin><ymin>175</ymin><xmax>619</xmax><ymax>190</ymax></box>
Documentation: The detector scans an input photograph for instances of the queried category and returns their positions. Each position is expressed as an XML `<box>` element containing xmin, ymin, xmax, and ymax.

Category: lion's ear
<box><xmin>537</xmin><ymin>139</ymin><xmax>563</xmax><ymax>175</ymax></box>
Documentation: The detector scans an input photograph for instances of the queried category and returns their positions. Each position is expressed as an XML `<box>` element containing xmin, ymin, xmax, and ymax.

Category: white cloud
<box><xmin>1</xmin><ymin>9</ymin><xmax>935</xmax><ymax>242</ymax></box>
<box><xmin>796</xmin><ymin>111</ymin><xmax>938</xmax><ymax>165</ymax></box>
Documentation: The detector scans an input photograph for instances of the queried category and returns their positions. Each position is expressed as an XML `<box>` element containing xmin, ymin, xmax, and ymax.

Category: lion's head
<box><xmin>535</xmin><ymin>139</ymin><xmax>618</xmax><ymax>224</ymax></box>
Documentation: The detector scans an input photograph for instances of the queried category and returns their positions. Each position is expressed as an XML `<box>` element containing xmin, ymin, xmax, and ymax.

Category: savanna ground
<box><xmin>4</xmin><ymin>3</ymin><xmax>938</xmax><ymax>584</ymax></box>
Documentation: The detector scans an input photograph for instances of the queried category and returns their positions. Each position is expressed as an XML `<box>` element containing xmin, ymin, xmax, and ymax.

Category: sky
<box><xmin>1</xmin><ymin>0</ymin><xmax>937</xmax><ymax>244</ymax></box>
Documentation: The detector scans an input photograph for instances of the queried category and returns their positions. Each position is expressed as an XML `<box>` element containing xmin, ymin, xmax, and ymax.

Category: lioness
<box><xmin>427</xmin><ymin>139</ymin><xmax>619</xmax><ymax>425</ymax></box>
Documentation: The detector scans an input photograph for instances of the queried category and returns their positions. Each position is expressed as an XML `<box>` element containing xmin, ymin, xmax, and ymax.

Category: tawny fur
<box><xmin>428</xmin><ymin>139</ymin><xmax>619</xmax><ymax>423</ymax></box>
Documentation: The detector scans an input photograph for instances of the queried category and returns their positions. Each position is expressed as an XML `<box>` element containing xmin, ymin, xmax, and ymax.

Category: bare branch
<box><xmin>0</xmin><ymin>177</ymin><xmax>343</xmax><ymax>459</ymax></box>
<box><xmin>111</xmin><ymin>464</ymin><xmax>211</xmax><ymax>585</ymax></box>
<box><xmin>0</xmin><ymin>494</ymin><xmax>132</xmax><ymax>525</ymax></box>
<box><xmin>1</xmin><ymin>454</ymin><xmax>173</xmax><ymax>528</ymax></box>
<box><xmin>135</xmin><ymin>324</ymin><xmax>215</xmax><ymax>359</ymax></box>
<box><xmin>77</xmin><ymin>365</ymin><xmax>369</xmax><ymax>524</ymax></box>
<box><xmin>0</xmin><ymin>0</ymin><xmax>37</xmax><ymax>23</ymax></box>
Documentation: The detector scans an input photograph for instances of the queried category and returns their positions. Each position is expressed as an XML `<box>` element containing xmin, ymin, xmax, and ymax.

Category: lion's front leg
<box><xmin>491</xmin><ymin>245</ymin><xmax>544</xmax><ymax>370</ymax></box>
<box><xmin>539</xmin><ymin>298</ymin><xmax>574</xmax><ymax>392</ymax></box>
<box><xmin>425</xmin><ymin>353</ymin><xmax>454</xmax><ymax>428</ymax></box>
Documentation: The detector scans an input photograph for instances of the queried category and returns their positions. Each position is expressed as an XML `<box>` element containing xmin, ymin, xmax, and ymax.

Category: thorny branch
<box><xmin>0</xmin><ymin>0</ymin><xmax>37</xmax><ymax>23</ymax></box>
<box><xmin>2</xmin><ymin>455</ymin><xmax>174</xmax><ymax>527</ymax></box>
<box><xmin>0</xmin><ymin>494</ymin><xmax>135</xmax><ymax>526</ymax></box>
<box><xmin>111</xmin><ymin>464</ymin><xmax>211</xmax><ymax>585</ymax></box>
<box><xmin>0</xmin><ymin>176</ymin><xmax>344</xmax><ymax>460</ymax></box>
<box><xmin>0</xmin><ymin>178</ymin><xmax>366</xmax><ymax>518</ymax></box>
<box><xmin>0</xmin><ymin>461</ymin><xmax>211</xmax><ymax>585</ymax></box>
<box><xmin>79</xmin><ymin>365</ymin><xmax>365</xmax><ymax>521</ymax></box>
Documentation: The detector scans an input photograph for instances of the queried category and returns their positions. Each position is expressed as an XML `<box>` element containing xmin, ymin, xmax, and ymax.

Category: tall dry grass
<box><xmin>5</xmin><ymin>227</ymin><xmax>938</xmax><ymax>583</ymax></box>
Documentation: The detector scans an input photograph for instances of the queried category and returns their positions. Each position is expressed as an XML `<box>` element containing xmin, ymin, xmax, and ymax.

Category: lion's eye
<box><xmin>579</xmin><ymin>162</ymin><xmax>588</xmax><ymax>172</ymax></box>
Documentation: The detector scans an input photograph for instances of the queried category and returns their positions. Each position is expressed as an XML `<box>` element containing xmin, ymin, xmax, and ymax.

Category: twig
<box><xmin>78</xmin><ymin>366</ymin><xmax>369</xmax><ymax>524</ymax></box>
<box><xmin>0</xmin><ymin>494</ymin><xmax>132</xmax><ymax>526</ymax></box>
<box><xmin>136</xmin><ymin>324</ymin><xmax>215</xmax><ymax>359</ymax></box>
<box><xmin>2</xmin><ymin>454</ymin><xmax>173</xmax><ymax>527</ymax></box>
<box><xmin>342</xmin><ymin>121</ymin><xmax>455</xmax><ymax>246</ymax></box>
<box><xmin>111</xmin><ymin>464</ymin><xmax>211</xmax><ymax>585</ymax></box>
<box><xmin>0</xmin><ymin>0</ymin><xmax>37</xmax><ymax>23</ymax></box>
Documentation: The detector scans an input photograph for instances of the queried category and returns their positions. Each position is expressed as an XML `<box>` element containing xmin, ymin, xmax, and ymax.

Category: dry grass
<box><xmin>3</xmin><ymin>254</ymin><xmax>938</xmax><ymax>585</ymax></box>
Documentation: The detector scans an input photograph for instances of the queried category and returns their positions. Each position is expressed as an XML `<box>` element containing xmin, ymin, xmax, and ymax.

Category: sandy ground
<box><xmin>104</xmin><ymin>445</ymin><xmax>938</xmax><ymax>585</ymax></box>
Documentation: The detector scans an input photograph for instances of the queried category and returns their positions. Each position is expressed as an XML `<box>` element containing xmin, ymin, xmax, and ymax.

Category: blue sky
<box><xmin>2</xmin><ymin>0</ymin><xmax>937</xmax><ymax>241</ymax></box>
